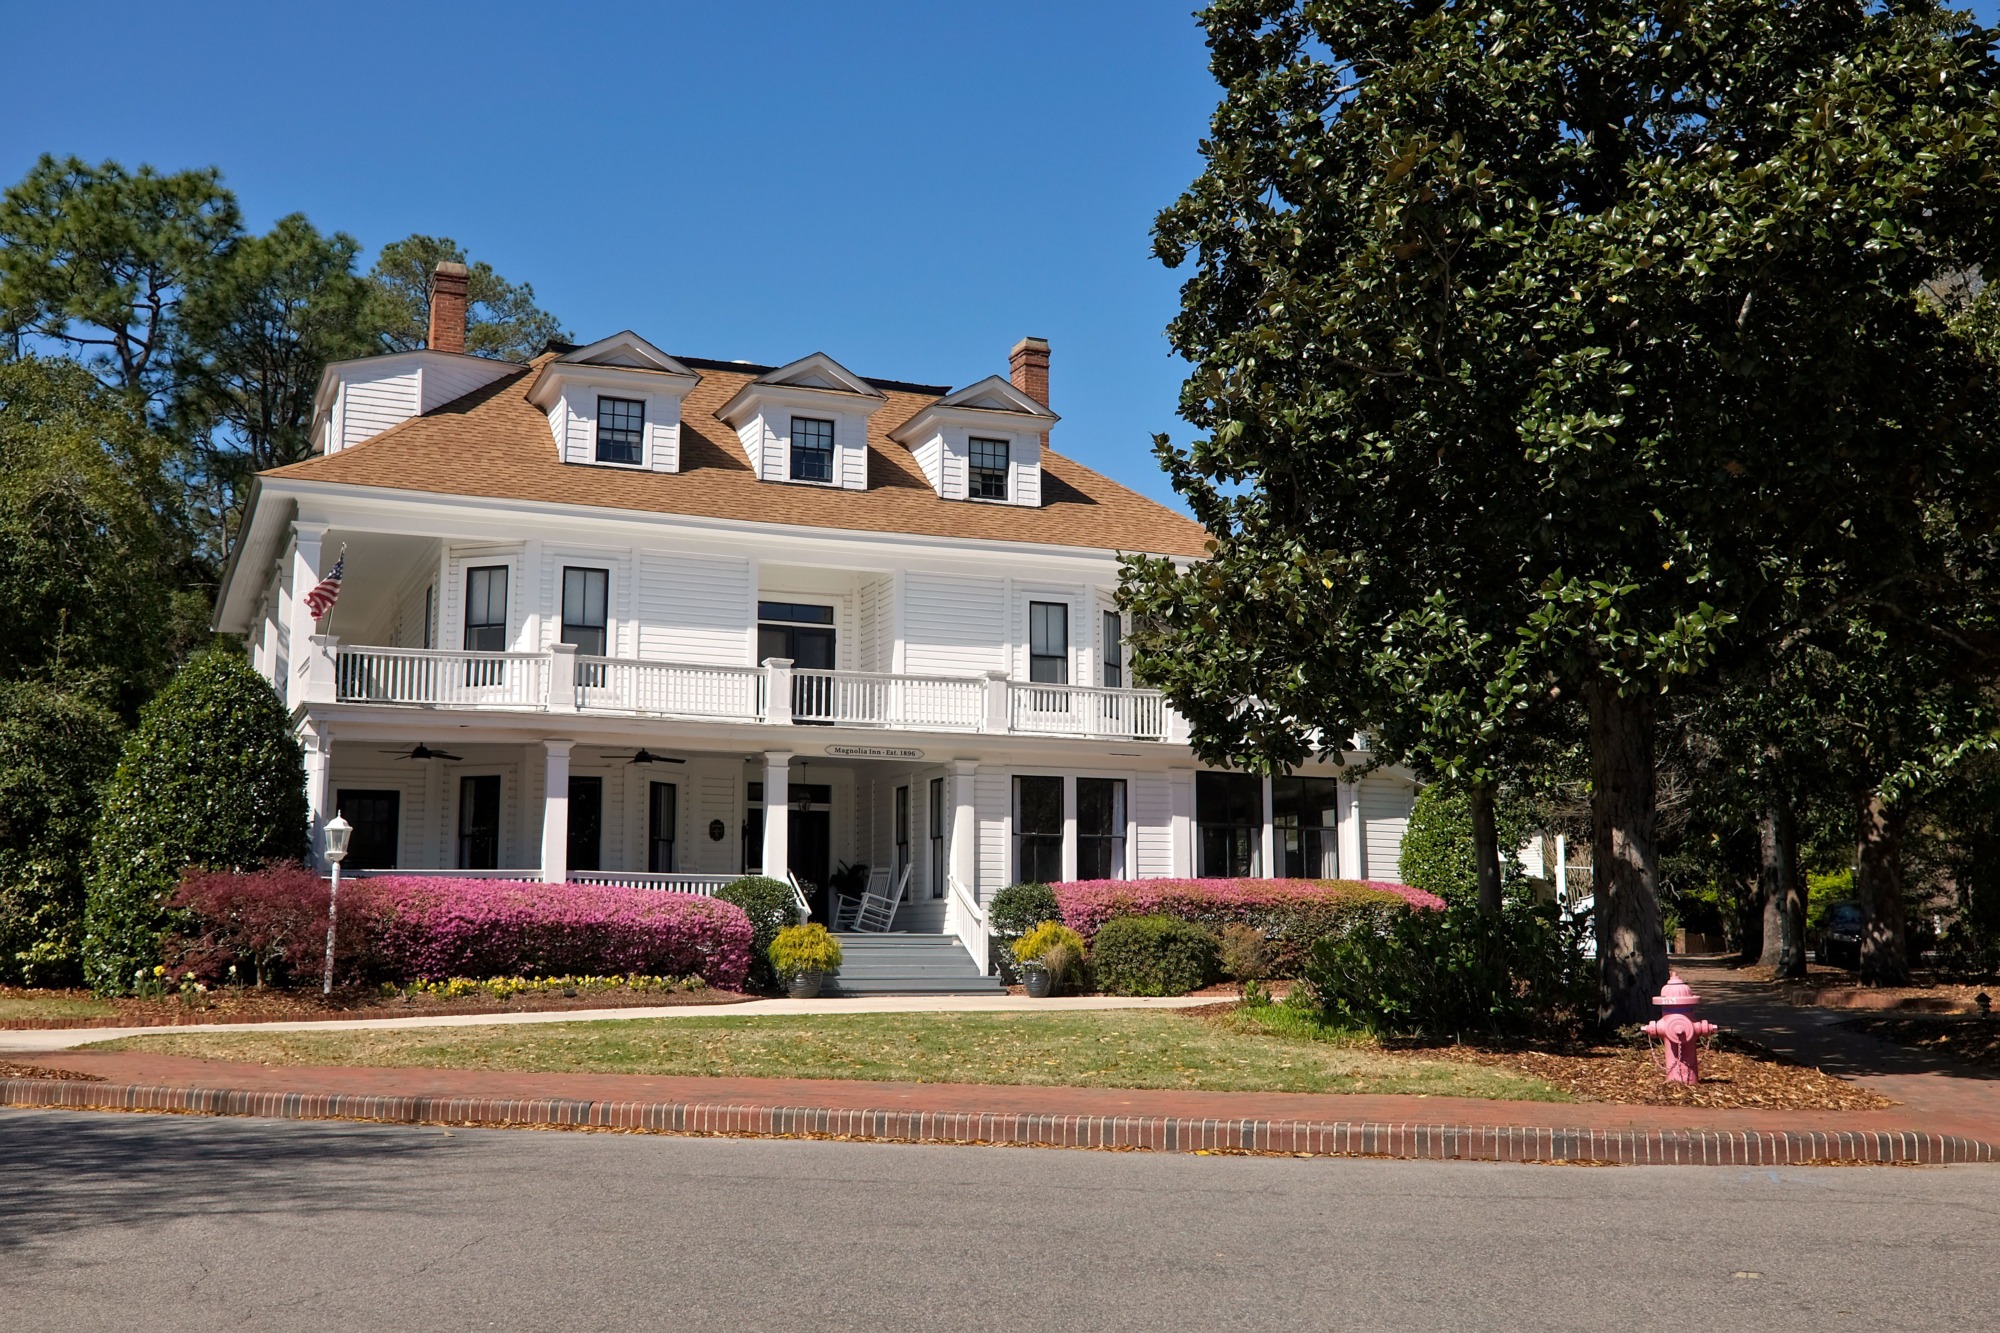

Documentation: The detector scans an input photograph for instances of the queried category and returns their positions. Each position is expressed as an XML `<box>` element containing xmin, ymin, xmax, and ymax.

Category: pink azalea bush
<box><xmin>364</xmin><ymin>877</ymin><xmax>750</xmax><ymax>988</ymax></box>
<box><xmin>169</xmin><ymin>869</ymin><xmax>752</xmax><ymax>991</ymax></box>
<box><xmin>1051</xmin><ymin>878</ymin><xmax>1443</xmax><ymax>976</ymax></box>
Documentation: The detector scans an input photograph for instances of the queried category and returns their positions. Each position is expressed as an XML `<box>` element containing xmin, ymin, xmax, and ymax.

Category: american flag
<box><xmin>303</xmin><ymin>552</ymin><xmax>345</xmax><ymax>620</ymax></box>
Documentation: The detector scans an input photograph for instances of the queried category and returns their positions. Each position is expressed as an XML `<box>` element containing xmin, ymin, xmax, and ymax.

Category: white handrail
<box><xmin>787</xmin><ymin>871</ymin><xmax>812</xmax><ymax>922</ymax></box>
<box><xmin>947</xmin><ymin>873</ymin><xmax>988</xmax><ymax>976</ymax></box>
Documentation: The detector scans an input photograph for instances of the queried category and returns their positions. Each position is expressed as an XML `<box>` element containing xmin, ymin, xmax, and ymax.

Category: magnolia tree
<box><xmin>1124</xmin><ymin>0</ymin><xmax>2000</xmax><ymax>1022</ymax></box>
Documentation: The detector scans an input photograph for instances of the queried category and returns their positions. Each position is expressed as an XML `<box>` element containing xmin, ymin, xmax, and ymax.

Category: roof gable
<box><xmin>556</xmin><ymin>330</ymin><xmax>693</xmax><ymax>375</ymax></box>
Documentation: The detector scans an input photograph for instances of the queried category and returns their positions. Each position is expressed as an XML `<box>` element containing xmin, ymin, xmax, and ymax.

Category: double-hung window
<box><xmin>1029</xmin><ymin>602</ymin><xmax>1069</xmax><ymax>684</ymax></box>
<box><xmin>1196</xmin><ymin>771</ymin><xmax>1264</xmax><ymax>878</ymax></box>
<box><xmin>1013</xmin><ymin>775</ymin><xmax>1064</xmax><ymax>885</ymax></box>
<box><xmin>1078</xmin><ymin>778</ymin><xmax>1127</xmax><ymax>880</ymax></box>
<box><xmin>464</xmin><ymin>565</ymin><xmax>508</xmax><ymax>686</ymax></box>
<box><xmin>895</xmin><ymin>785</ymin><xmax>910</xmax><ymax>889</ymax></box>
<box><xmin>1102</xmin><ymin>610</ymin><xmax>1123</xmax><ymax>688</ymax></box>
<box><xmin>790</xmin><ymin>416</ymin><xmax>835</xmax><ymax>483</ymax></box>
<box><xmin>596</xmin><ymin>396</ymin><xmax>644</xmax><ymax>464</ymax></box>
<box><xmin>561</xmin><ymin>568</ymin><xmax>608</xmax><ymax>656</ymax></box>
<box><xmin>928</xmin><ymin>776</ymin><xmax>946</xmax><ymax>898</ymax></box>
<box><xmin>969</xmin><ymin>437</ymin><xmax>1009</xmax><ymax>500</ymax></box>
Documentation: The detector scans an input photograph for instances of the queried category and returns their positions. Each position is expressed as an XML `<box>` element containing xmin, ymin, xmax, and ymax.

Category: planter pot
<box><xmin>787</xmin><ymin>972</ymin><xmax>825</xmax><ymax>999</ymax></box>
<box><xmin>1021</xmin><ymin>962</ymin><xmax>1054</xmax><ymax>999</ymax></box>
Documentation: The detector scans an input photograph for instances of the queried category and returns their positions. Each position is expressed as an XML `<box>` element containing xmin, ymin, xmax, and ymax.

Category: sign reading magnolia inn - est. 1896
<box><xmin>822</xmin><ymin>744</ymin><xmax>925</xmax><ymax>761</ymax></box>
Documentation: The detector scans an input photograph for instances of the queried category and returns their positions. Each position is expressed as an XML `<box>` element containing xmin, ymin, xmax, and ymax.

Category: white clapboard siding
<box><xmin>339</xmin><ymin>372</ymin><xmax>420</xmax><ymax>450</ymax></box>
<box><xmin>903</xmin><ymin>572</ymin><xmax>1007</xmax><ymax>675</ymax></box>
<box><xmin>975</xmin><ymin>769</ymin><xmax>1009</xmax><ymax>902</ymax></box>
<box><xmin>637</xmin><ymin>552</ymin><xmax>753</xmax><ymax>665</ymax></box>
<box><xmin>912</xmin><ymin>435</ymin><xmax>944</xmax><ymax>493</ymax></box>
<box><xmin>326</xmin><ymin>755</ymin><xmax>428</xmax><ymax>870</ymax></box>
<box><xmin>836</xmin><ymin>414</ymin><xmax>867</xmax><ymax>490</ymax></box>
<box><xmin>420</xmin><ymin>358</ymin><xmax>515</xmax><ymax>412</ymax></box>
<box><xmin>856</xmin><ymin>578</ymin><xmax>893</xmax><ymax>673</ymax></box>
<box><xmin>1358</xmin><ymin>775</ymin><xmax>1416</xmax><ymax>881</ymax></box>
<box><xmin>1130</xmin><ymin>774</ymin><xmax>1173</xmax><ymax>877</ymax></box>
<box><xmin>1012</xmin><ymin>435</ymin><xmax>1043</xmax><ymax>508</ymax></box>
<box><xmin>689</xmin><ymin>767</ymin><xmax>741</xmax><ymax>875</ymax></box>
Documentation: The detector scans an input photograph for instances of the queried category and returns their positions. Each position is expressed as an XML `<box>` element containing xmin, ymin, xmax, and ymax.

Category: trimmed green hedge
<box><xmin>716</xmin><ymin>875</ymin><xmax>799</xmax><ymax>992</ymax></box>
<box><xmin>1090</xmin><ymin>914</ymin><xmax>1219</xmax><ymax>996</ymax></box>
<box><xmin>82</xmin><ymin>651</ymin><xmax>307</xmax><ymax>994</ymax></box>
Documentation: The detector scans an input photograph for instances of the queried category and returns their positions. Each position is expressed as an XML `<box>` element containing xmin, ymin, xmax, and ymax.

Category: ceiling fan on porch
<box><xmin>603</xmin><ymin>748</ymin><xmax>686</xmax><ymax>766</ymax></box>
<box><xmin>380</xmin><ymin>743</ymin><xmax>465</xmax><ymax>762</ymax></box>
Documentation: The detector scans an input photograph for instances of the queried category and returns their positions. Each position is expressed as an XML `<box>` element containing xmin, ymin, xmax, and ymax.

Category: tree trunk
<box><xmin>1469</xmin><ymin>781</ymin><xmax>1503</xmax><ymax>917</ymax></box>
<box><xmin>1586</xmin><ymin>681</ymin><xmax>1670</xmax><ymax>1026</ymax></box>
<box><xmin>1757</xmin><ymin>815</ymin><xmax>1784</xmax><ymax>970</ymax></box>
<box><xmin>1773</xmin><ymin>802</ymin><xmax>1807</xmax><ymax>979</ymax></box>
<box><xmin>1855</xmin><ymin>790</ymin><xmax>1910</xmax><ymax>986</ymax></box>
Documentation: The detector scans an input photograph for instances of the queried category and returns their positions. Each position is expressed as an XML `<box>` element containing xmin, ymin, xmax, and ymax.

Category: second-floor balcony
<box><xmin>306</xmin><ymin>637</ymin><xmax>1180</xmax><ymax>742</ymax></box>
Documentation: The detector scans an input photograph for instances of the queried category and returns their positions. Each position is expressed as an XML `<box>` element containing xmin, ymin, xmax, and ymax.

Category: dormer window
<box><xmin>596</xmin><ymin>397</ymin><xmax>645</xmax><ymax>464</ymax></box>
<box><xmin>790</xmin><ymin>416</ymin><xmax>835</xmax><ymax>483</ymax></box>
<box><xmin>969</xmin><ymin>437</ymin><xmax>1010</xmax><ymax>500</ymax></box>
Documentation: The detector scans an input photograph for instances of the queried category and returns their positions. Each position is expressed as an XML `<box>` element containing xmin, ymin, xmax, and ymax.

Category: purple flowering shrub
<box><xmin>1052</xmin><ymin>878</ymin><xmax>1442</xmax><ymax>976</ymax></box>
<box><xmin>170</xmin><ymin>870</ymin><xmax>752</xmax><ymax>990</ymax></box>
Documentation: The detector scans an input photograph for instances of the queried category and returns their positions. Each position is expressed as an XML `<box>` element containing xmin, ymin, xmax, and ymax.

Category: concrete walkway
<box><xmin>0</xmin><ymin>992</ymin><xmax>1221</xmax><ymax>1055</ymax></box>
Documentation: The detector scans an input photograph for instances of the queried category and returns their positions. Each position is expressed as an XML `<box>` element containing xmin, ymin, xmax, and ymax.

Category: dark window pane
<box><xmin>1014</xmin><ymin>774</ymin><xmax>1064</xmax><ymax>884</ymax></box>
<box><xmin>336</xmin><ymin>789</ymin><xmax>399</xmax><ymax>869</ymax></box>
<box><xmin>649</xmin><ymin>781</ymin><xmax>677</xmax><ymax>872</ymax></box>
<box><xmin>757</xmin><ymin>601</ymin><xmax>835</xmax><ymax>624</ymax></box>
<box><xmin>465</xmin><ymin>566</ymin><xmax>508</xmax><ymax>652</ymax></box>
<box><xmin>969</xmin><ymin>436</ymin><xmax>1009</xmax><ymax>500</ymax></box>
<box><xmin>1077</xmin><ymin>777</ymin><xmax>1126</xmax><ymax>881</ymax></box>
<box><xmin>1196</xmin><ymin>771</ymin><xmax>1263</xmax><ymax>878</ymax></box>
<box><xmin>1273</xmin><ymin>776</ymin><xmax>1341</xmax><ymax>878</ymax></box>
<box><xmin>1029</xmin><ymin>602</ymin><xmax>1068</xmax><ymax>684</ymax></box>
<box><xmin>895</xmin><ymin>785</ymin><xmax>910</xmax><ymax>880</ymax></box>
<box><xmin>567</xmin><ymin>776</ymin><xmax>602</xmax><ymax>872</ymax></box>
<box><xmin>596</xmin><ymin>396</ymin><xmax>645</xmax><ymax>464</ymax></box>
<box><xmin>928</xmin><ymin>775</ymin><xmax>946</xmax><ymax>898</ymax></box>
<box><xmin>458</xmin><ymin>775</ymin><xmax>501</xmax><ymax>870</ymax></box>
<box><xmin>561</xmin><ymin>567</ymin><xmax>609</xmax><ymax>657</ymax></box>
<box><xmin>790</xmin><ymin>416</ymin><xmax>835</xmax><ymax>482</ymax></box>
<box><xmin>1102</xmin><ymin>610</ymin><xmax>1123</xmax><ymax>688</ymax></box>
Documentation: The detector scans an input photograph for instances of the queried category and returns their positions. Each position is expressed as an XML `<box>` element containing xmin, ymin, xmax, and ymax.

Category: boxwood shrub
<box><xmin>1090</xmin><ymin>914</ymin><xmax>1219</xmax><ymax>996</ymax></box>
<box><xmin>715</xmin><ymin>875</ymin><xmax>799</xmax><ymax>992</ymax></box>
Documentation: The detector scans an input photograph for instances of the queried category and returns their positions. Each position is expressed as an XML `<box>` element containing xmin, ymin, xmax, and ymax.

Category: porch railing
<box><xmin>1006</xmin><ymin>681</ymin><xmax>1166</xmax><ymax>739</ymax></box>
<box><xmin>574</xmin><ymin>657</ymin><xmax>763</xmax><ymax>721</ymax></box>
<box><xmin>790</xmin><ymin>668</ymin><xmax>985</xmax><ymax>730</ymax></box>
<box><xmin>335</xmin><ymin>645</ymin><xmax>548</xmax><ymax>710</ymax></box>
<box><xmin>320</xmin><ymin>638</ymin><xmax>1178</xmax><ymax>742</ymax></box>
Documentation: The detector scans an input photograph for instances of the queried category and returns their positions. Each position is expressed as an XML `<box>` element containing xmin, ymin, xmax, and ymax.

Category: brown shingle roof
<box><xmin>267</xmin><ymin>356</ymin><xmax>1209</xmax><ymax>557</ymax></box>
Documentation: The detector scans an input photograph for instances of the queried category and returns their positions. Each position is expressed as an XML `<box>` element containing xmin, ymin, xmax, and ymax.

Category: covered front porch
<box><xmin>300</xmin><ymin>715</ymin><xmax>990</xmax><ymax>960</ymax></box>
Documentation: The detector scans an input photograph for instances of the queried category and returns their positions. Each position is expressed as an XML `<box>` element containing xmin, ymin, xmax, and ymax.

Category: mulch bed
<box><xmin>1842</xmin><ymin>1015</ymin><xmax>2000</xmax><ymax>1073</ymax></box>
<box><xmin>0</xmin><ymin>984</ymin><xmax>752</xmax><ymax>1030</ymax></box>
<box><xmin>0</xmin><ymin>1060</ymin><xmax>101</xmax><ymax>1082</ymax></box>
<box><xmin>1182</xmin><ymin>1001</ymin><xmax>1890</xmax><ymax>1110</ymax></box>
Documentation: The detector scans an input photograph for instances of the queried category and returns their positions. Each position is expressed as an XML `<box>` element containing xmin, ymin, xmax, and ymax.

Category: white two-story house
<box><xmin>212</xmin><ymin>265</ymin><xmax>1417</xmax><ymax>974</ymax></box>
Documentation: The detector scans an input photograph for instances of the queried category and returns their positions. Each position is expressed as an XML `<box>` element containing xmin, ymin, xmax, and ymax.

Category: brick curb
<box><xmin>6</xmin><ymin>1077</ymin><xmax>1995</xmax><ymax>1164</ymax></box>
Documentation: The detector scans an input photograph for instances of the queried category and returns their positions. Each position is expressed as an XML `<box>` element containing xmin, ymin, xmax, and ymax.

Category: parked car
<box><xmin>1818</xmin><ymin>901</ymin><xmax>1866</xmax><ymax>969</ymax></box>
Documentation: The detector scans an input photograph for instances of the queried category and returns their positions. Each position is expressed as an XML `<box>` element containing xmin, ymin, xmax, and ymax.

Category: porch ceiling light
<box><xmin>323</xmin><ymin>814</ymin><xmax>352</xmax><ymax>864</ymax></box>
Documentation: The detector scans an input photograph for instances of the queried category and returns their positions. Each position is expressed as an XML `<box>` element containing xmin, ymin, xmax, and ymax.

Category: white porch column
<box><xmin>1260</xmin><ymin>773</ymin><xmax>1276</xmax><ymax>879</ymax></box>
<box><xmin>286</xmin><ymin>523</ymin><xmax>327</xmax><ymax>709</ymax></box>
<box><xmin>1060</xmin><ymin>774</ymin><xmax>1079</xmax><ymax>883</ymax></box>
<box><xmin>541</xmin><ymin>739</ymin><xmax>574</xmax><ymax>883</ymax></box>
<box><xmin>762</xmin><ymin>750</ymin><xmax>792</xmax><ymax>881</ymax></box>
<box><xmin>303</xmin><ymin>721</ymin><xmax>333</xmax><ymax>869</ymax></box>
<box><xmin>1168</xmin><ymin>766</ymin><xmax>1195</xmax><ymax>877</ymax></box>
<box><xmin>1338</xmin><ymin>776</ymin><xmax>1364</xmax><ymax>880</ymax></box>
<box><xmin>949</xmin><ymin>759</ymin><xmax>979</xmax><ymax>909</ymax></box>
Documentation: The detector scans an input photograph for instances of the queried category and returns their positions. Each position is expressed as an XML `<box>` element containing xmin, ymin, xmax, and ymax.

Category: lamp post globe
<box><xmin>321</xmin><ymin>814</ymin><xmax>353</xmax><ymax>995</ymax></box>
<box><xmin>323</xmin><ymin>813</ymin><xmax>352</xmax><ymax>865</ymax></box>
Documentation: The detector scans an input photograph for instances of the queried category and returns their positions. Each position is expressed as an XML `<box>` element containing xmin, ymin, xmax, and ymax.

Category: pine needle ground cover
<box><xmin>93</xmin><ymin>1009</ymin><xmax>1564</xmax><ymax>1101</ymax></box>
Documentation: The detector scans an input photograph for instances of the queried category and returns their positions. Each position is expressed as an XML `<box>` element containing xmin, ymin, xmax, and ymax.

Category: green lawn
<box><xmin>95</xmin><ymin>1008</ymin><xmax>1566</xmax><ymax>1101</ymax></box>
<box><xmin>0</xmin><ymin>992</ymin><xmax>116</xmax><ymax>1021</ymax></box>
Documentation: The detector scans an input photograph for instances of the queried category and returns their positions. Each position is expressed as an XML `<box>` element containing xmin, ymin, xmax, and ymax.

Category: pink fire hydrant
<box><xmin>1642</xmin><ymin>972</ymin><xmax>1717</xmax><ymax>1086</ymax></box>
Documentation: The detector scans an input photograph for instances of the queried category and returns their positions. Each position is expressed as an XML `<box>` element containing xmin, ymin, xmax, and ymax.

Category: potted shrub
<box><xmin>1012</xmin><ymin>920</ymin><xmax>1086</xmax><ymax>998</ymax></box>
<box><xmin>770</xmin><ymin>923</ymin><xmax>842</xmax><ymax>999</ymax></box>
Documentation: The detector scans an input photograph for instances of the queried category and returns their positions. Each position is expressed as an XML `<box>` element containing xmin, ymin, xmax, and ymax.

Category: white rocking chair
<box><xmin>848</xmin><ymin>864</ymin><xmax>912</xmax><ymax>933</ymax></box>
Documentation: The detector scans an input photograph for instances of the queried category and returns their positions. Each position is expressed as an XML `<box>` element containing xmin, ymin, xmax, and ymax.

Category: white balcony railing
<box><xmin>575</xmin><ymin>657</ymin><xmax>763</xmax><ymax>720</ymax></box>
<box><xmin>790</xmin><ymin>668</ymin><xmax>985</xmax><ymax>730</ymax></box>
<box><xmin>1007</xmin><ymin>681</ymin><xmax>1167</xmax><ymax>739</ymax></box>
<box><xmin>334</xmin><ymin>645</ymin><xmax>549</xmax><ymax>710</ymax></box>
<box><xmin>320</xmin><ymin>637</ymin><xmax>1178</xmax><ymax>741</ymax></box>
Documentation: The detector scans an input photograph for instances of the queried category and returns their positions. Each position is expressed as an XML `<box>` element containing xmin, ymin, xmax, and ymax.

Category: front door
<box><xmin>790</xmin><ymin>807</ymin><xmax>832</xmax><ymax>922</ymax></box>
<box><xmin>758</xmin><ymin>601</ymin><xmax>836</xmax><ymax>720</ymax></box>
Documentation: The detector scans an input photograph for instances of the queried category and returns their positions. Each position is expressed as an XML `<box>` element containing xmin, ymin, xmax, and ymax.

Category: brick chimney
<box><xmin>1009</xmin><ymin>335</ymin><xmax>1050</xmax><ymax>409</ymax></box>
<box><xmin>427</xmin><ymin>261</ymin><xmax>469</xmax><ymax>354</ymax></box>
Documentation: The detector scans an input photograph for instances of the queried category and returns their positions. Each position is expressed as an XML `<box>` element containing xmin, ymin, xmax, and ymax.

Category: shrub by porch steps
<box><xmin>824</xmin><ymin>934</ymin><xmax>1004</xmax><ymax>997</ymax></box>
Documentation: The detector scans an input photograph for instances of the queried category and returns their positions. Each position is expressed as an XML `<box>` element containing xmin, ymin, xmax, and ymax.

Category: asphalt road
<box><xmin>3</xmin><ymin>1108</ymin><xmax>1997</xmax><ymax>1332</ymax></box>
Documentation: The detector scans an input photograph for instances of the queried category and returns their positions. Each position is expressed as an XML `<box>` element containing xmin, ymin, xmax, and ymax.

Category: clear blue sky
<box><xmin>3</xmin><ymin>1</ymin><xmax>1218</xmax><ymax>510</ymax></box>
<box><xmin>7</xmin><ymin>3</ymin><xmax>2000</xmax><ymax>513</ymax></box>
